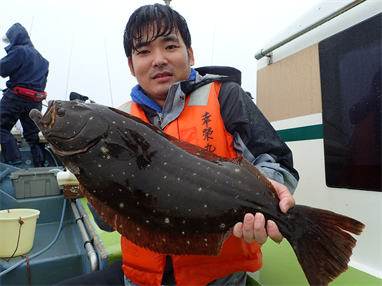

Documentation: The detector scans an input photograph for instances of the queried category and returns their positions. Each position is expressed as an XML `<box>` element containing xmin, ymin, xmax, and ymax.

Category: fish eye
<box><xmin>57</xmin><ymin>108</ymin><xmax>65</xmax><ymax>116</ymax></box>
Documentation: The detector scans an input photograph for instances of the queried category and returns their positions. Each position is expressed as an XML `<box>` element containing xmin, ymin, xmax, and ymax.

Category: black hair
<box><xmin>123</xmin><ymin>4</ymin><xmax>191</xmax><ymax>58</ymax></box>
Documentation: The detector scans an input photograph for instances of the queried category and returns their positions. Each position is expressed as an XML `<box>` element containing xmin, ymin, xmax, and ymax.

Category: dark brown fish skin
<box><xmin>30</xmin><ymin>100</ymin><xmax>365</xmax><ymax>286</ymax></box>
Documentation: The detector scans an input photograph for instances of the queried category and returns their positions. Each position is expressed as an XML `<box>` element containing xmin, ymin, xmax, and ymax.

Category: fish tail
<box><xmin>283</xmin><ymin>205</ymin><xmax>365</xmax><ymax>286</ymax></box>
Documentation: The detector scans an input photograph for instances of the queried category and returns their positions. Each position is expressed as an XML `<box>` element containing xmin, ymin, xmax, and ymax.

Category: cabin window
<box><xmin>319</xmin><ymin>13</ymin><xmax>381</xmax><ymax>192</ymax></box>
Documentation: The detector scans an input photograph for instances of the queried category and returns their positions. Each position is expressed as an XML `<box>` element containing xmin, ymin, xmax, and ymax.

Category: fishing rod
<box><xmin>65</xmin><ymin>36</ymin><xmax>74</xmax><ymax>100</ymax></box>
<box><xmin>104</xmin><ymin>37</ymin><xmax>114</xmax><ymax>107</ymax></box>
<box><xmin>29</xmin><ymin>16</ymin><xmax>35</xmax><ymax>38</ymax></box>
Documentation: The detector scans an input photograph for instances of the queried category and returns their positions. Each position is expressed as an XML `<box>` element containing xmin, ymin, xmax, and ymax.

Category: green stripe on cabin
<box><xmin>276</xmin><ymin>124</ymin><xmax>323</xmax><ymax>142</ymax></box>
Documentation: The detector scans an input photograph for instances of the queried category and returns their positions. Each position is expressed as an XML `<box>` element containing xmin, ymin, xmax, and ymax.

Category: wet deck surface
<box><xmin>247</xmin><ymin>239</ymin><xmax>382</xmax><ymax>286</ymax></box>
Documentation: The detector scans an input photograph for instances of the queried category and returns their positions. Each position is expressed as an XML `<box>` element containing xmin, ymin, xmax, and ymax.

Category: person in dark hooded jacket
<box><xmin>0</xmin><ymin>22</ymin><xmax>49</xmax><ymax>167</ymax></box>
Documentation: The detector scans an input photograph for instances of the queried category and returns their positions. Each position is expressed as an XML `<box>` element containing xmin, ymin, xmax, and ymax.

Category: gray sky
<box><xmin>1</xmin><ymin>0</ymin><xmax>318</xmax><ymax>109</ymax></box>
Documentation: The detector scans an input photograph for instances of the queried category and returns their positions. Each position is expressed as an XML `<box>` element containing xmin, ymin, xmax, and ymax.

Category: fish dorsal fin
<box><xmin>229</xmin><ymin>156</ymin><xmax>278</xmax><ymax>197</ymax></box>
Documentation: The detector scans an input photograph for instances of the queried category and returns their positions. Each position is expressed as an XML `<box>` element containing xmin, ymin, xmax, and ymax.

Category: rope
<box><xmin>1</xmin><ymin>217</ymin><xmax>24</xmax><ymax>262</ymax></box>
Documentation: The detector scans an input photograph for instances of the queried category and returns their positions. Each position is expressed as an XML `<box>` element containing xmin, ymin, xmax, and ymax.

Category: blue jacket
<box><xmin>0</xmin><ymin>23</ymin><xmax>49</xmax><ymax>91</ymax></box>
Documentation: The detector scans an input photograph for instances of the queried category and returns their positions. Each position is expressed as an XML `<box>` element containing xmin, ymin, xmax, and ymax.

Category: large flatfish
<box><xmin>30</xmin><ymin>100</ymin><xmax>365</xmax><ymax>286</ymax></box>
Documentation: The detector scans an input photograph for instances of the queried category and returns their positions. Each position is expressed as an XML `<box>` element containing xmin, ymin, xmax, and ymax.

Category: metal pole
<box><xmin>254</xmin><ymin>0</ymin><xmax>366</xmax><ymax>60</ymax></box>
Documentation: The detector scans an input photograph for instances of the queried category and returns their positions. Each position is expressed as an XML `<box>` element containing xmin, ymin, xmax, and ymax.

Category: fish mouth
<box><xmin>30</xmin><ymin>100</ymin><xmax>56</xmax><ymax>129</ymax></box>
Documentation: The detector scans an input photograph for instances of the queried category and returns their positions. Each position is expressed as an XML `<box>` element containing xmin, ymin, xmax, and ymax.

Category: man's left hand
<box><xmin>232</xmin><ymin>179</ymin><xmax>295</xmax><ymax>245</ymax></box>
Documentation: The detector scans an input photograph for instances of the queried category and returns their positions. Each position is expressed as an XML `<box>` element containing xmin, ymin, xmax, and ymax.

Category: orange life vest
<box><xmin>119</xmin><ymin>81</ymin><xmax>262</xmax><ymax>286</ymax></box>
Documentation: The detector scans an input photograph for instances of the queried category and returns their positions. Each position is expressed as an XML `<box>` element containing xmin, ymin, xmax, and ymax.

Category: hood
<box><xmin>180</xmin><ymin>66</ymin><xmax>242</xmax><ymax>96</ymax></box>
<box><xmin>4</xmin><ymin>23</ymin><xmax>33</xmax><ymax>52</ymax></box>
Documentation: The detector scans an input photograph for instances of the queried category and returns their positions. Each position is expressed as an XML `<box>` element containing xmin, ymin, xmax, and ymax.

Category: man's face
<box><xmin>128</xmin><ymin>27</ymin><xmax>194</xmax><ymax>108</ymax></box>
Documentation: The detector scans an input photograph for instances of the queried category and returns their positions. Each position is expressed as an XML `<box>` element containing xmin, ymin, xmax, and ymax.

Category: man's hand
<box><xmin>232</xmin><ymin>179</ymin><xmax>295</xmax><ymax>245</ymax></box>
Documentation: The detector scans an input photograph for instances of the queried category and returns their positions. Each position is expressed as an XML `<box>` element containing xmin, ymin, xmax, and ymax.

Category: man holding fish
<box><xmin>56</xmin><ymin>3</ymin><xmax>298</xmax><ymax>286</ymax></box>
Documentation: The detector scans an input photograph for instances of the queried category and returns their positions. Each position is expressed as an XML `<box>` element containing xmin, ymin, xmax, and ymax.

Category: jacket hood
<box><xmin>180</xmin><ymin>66</ymin><xmax>242</xmax><ymax>96</ymax></box>
<box><xmin>5</xmin><ymin>23</ymin><xmax>33</xmax><ymax>52</ymax></box>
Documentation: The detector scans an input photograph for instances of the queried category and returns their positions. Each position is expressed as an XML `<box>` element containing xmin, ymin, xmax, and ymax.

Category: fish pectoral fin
<box><xmin>104</xmin><ymin>141</ymin><xmax>135</xmax><ymax>161</ymax></box>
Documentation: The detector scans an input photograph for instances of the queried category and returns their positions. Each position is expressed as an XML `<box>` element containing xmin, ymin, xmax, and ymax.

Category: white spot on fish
<box><xmin>98</xmin><ymin>164</ymin><xmax>102</xmax><ymax>167</ymax></box>
<box><xmin>220</xmin><ymin>223</ymin><xmax>226</xmax><ymax>229</ymax></box>
<box><xmin>165</xmin><ymin>218</ymin><xmax>170</xmax><ymax>224</ymax></box>
<box><xmin>146</xmin><ymin>220</ymin><xmax>149</xmax><ymax>223</ymax></box>
<box><xmin>182</xmin><ymin>231</ymin><xmax>185</xmax><ymax>235</ymax></box>
<box><xmin>164</xmin><ymin>176</ymin><xmax>167</xmax><ymax>179</ymax></box>
<box><xmin>119</xmin><ymin>203</ymin><xmax>124</xmax><ymax>208</ymax></box>
<box><xmin>145</xmin><ymin>193</ymin><xmax>149</xmax><ymax>197</ymax></box>
<box><xmin>188</xmin><ymin>209</ymin><xmax>191</xmax><ymax>212</ymax></box>
<box><xmin>198</xmin><ymin>187</ymin><xmax>202</xmax><ymax>192</ymax></box>
<box><xmin>193</xmin><ymin>173</ymin><xmax>197</xmax><ymax>176</ymax></box>
<box><xmin>187</xmin><ymin>241</ymin><xmax>190</xmax><ymax>244</ymax></box>
<box><xmin>204</xmin><ymin>204</ymin><xmax>207</xmax><ymax>208</ymax></box>
<box><xmin>119</xmin><ymin>189</ymin><xmax>122</xmax><ymax>192</ymax></box>
<box><xmin>167</xmin><ymin>194</ymin><xmax>170</xmax><ymax>197</ymax></box>
<box><xmin>157</xmin><ymin>187</ymin><xmax>160</xmax><ymax>190</ymax></box>
<box><xmin>235</xmin><ymin>168</ymin><xmax>240</xmax><ymax>172</ymax></box>
<box><xmin>101</xmin><ymin>146</ymin><xmax>109</xmax><ymax>154</ymax></box>
<box><xmin>162</xmin><ymin>238</ymin><xmax>166</xmax><ymax>242</ymax></box>
<box><xmin>89</xmin><ymin>117</ymin><xmax>93</xmax><ymax>120</ymax></box>
<box><xmin>164</xmin><ymin>162</ymin><xmax>167</xmax><ymax>165</ymax></box>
